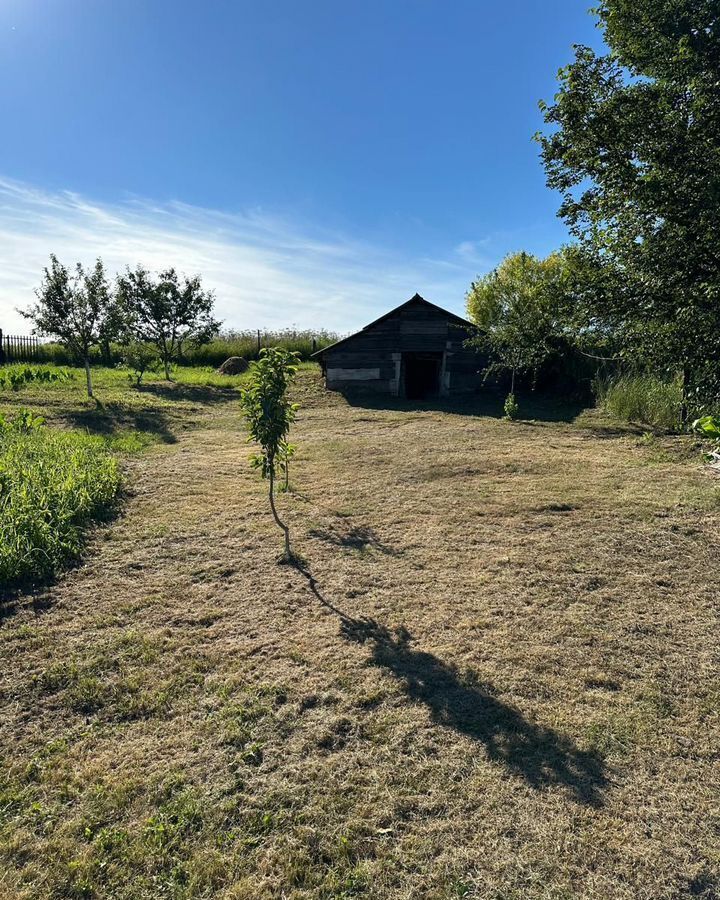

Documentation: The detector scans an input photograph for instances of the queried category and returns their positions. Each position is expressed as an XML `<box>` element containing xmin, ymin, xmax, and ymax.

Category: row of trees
<box><xmin>22</xmin><ymin>255</ymin><xmax>220</xmax><ymax>396</ymax></box>
<box><xmin>469</xmin><ymin>0</ymin><xmax>720</xmax><ymax>425</ymax></box>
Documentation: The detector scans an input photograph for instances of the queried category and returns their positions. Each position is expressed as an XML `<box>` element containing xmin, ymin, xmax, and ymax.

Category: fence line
<box><xmin>0</xmin><ymin>329</ymin><xmax>41</xmax><ymax>363</ymax></box>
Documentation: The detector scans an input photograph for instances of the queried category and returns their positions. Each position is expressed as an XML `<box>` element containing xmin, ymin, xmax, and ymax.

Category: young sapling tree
<box><xmin>123</xmin><ymin>341</ymin><xmax>160</xmax><ymax>386</ymax></box>
<box><xmin>241</xmin><ymin>348</ymin><xmax>300</xmax><ymax>560</ymax></box>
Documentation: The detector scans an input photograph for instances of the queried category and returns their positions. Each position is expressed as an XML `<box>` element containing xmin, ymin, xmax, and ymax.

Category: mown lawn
<box><xmin>1</xmin><ymin>364</ymin><xmax>719</xmax><ymax>899</ymax></box>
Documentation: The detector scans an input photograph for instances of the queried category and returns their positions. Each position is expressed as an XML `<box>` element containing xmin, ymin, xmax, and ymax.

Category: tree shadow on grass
<box><xmin>62</xmin><ymin>404</ymin><xmax>178</xmax><ymax>444</ymax></box>
<box><xmin>0</xmin><ymin>587</ymin><xmax>54</xmax><ymax>621</ymax></box>
<box><xmin>308</xmin><ymin>524</ymin><xmax>401</xmax><ymax>556</ymax></box>
<box><xmin>293</xmin><ymin>562</ymin><xmax>607</xmax><ymax>806</ymax></box>
<box><xmin>343</xmin><ymin>389</ymin><xmax>588</xmax><ymax>424</ymax></box>
<box><xmin>59</xmin><ymin>383</ymin><xmax>239</xmax><ymax>442</ymax></box>
<box><xmin>136</xmin><ymin>382</ymin><xmax>239</xmax><ymax>405</ymax></box>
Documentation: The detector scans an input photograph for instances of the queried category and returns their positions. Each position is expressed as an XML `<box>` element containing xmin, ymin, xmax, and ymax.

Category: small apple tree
<box><xmin>23</xmin><ymin>255</ymin><xmax>117</xmax><ymax>398</ymax></box>
<box><xmin>241</xmin><ymin>347</ymin><xmax>299</xmax><ymax>560</ymax></box>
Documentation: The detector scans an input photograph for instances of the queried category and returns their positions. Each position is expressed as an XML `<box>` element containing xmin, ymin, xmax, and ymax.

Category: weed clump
<box><xmin>0</xmin><ymin>411</ymin><xmax>120</xmax><ymax>588</ymax></box>
<box><xmin>595</xmin><ymin>374</ymin><xmax>684</xmax><ymax>431</ymax></box>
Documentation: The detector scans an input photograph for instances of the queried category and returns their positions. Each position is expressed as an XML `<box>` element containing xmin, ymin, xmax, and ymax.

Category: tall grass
<box><xmin>0</xmin><ymin>415</ymin><xmax>120</xmax><ymax>589</ymax></box>
<box><xmin>594</xmin><ymin>373</ymin><xmax>684</xmax><ymax>431</ymax></box>
<box><xmin>180</xmin><ymin>328</ymin><xmax>339</xmax><ymax>367</ymax></box>
<box><xmin>34</xmin><ymin>329</ymin><xmax>339</xmax><ymax>368</ymax></box>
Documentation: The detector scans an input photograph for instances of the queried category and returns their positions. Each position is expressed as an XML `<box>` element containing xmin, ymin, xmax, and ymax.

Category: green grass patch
<box><xmin>595</xmin><ymin>373</ymin><xmax>684</xmax><ymax>431</ymax></box>
<box><xmin>0</xmin><ymin>363</ymin><xmax>75</xmax><ymax>392</ymax></box>
<box><xmin>0</xmin><ymin>413</ymin><xmax>121</xmax><ymax>589</ymax></box>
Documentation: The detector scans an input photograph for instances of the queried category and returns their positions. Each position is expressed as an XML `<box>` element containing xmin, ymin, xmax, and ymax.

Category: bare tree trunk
<box><xmin>164</xmin><ymin>357</ymin><xmax>171</xmax><ymax>381</ymax></box>
<box><xmin>84</xmin><ymin>357</ymin><xmax>94</xmax><ymax>398</ymax></box>
<box><xmin>268</xmin><ymin>469</ymin><xmax>291</xmax><ymax>559</ymax></box>
<box><xmin>681</xmin><ymin>362</ymin><xmax>690</xmax><ymax>431</ymax></box>
<box><xmin>511</xmin><ymin>367</ymin><xmax>516</xmax><ymax>395</ymax></box>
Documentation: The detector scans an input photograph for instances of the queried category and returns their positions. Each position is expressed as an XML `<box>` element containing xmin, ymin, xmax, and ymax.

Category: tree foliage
<box><xmin>22</xmin><ymin>255</ymin><xmax>116</xmax><ymax>397</ymax></box>
<box><xmin>240</xmin><ymin>348</ymin><xmax>300</xmax><ymax>560</ymax></box>
<box><xmin>466</xmin><ymin>250</ymin><xmax>573</xmax><ymax>398</ymax></box>
<box><xmin>537</xmin><ymin>0</ymin><xmax>720</xmax><ymax>416</ymax></box>
<box><xmin>117</xmin><ymin>267</ymin><xmax>220</xmax><ymax>379</ymax></box>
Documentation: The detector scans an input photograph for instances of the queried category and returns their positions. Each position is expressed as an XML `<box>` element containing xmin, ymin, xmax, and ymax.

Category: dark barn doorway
<box><xmin>402</xmin><ymin>352</ymin><xmax>443</xmax><ymax>399</ymax></box>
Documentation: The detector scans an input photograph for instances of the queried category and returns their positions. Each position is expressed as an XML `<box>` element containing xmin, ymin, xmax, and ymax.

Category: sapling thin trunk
<box><xmin>84</xmin><ymin>357</ymin><xmax>93</xmax><ymax>398</ymax></box>
<box><xmin>268</xmin><ymin>467</ymin><xmax>292</xmax><ymax>559</ymax></box>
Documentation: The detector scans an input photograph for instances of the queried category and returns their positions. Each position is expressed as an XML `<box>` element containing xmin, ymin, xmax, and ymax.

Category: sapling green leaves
<box><xmin>241</xmin><ymin>348</ymin><xmax>300</xmax><ymax>560</ymax></box>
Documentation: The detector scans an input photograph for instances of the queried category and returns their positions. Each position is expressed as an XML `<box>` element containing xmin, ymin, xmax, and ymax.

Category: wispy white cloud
<box><xmin>454</xmin><ymin>239</ymin><xmax>492</xmax><ymax>264</ymax></box>
<box><xmin>0</xmin><ymin>177</ymin><xmax>494</xmax><ymax>334</ymax></box>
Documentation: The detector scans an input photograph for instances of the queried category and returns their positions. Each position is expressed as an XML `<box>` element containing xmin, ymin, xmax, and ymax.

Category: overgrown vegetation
<box><xmin>178</xmin><ymin>328</ymin><xmax>338</xmax><ymax>367</ymax></box>
<box><xmin>595</xmin><ymin>373</ymin><xmax>685</xmax><ymax>431</ymax></box>
<box><xmin>0</xmin><ymin>411</ymin><xmax>120</xmax><ymax>589</ymax></box>
<box><xmin>0</xmin><ymin>364</ymin><xmax>74</xmax><ymax>392</ymax></box>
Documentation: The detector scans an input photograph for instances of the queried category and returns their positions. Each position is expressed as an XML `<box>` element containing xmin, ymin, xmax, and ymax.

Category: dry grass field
<box><xmin>1</xmin><ymin>365</ymin><xmax>719</xmax><ymax>899</ymax></box>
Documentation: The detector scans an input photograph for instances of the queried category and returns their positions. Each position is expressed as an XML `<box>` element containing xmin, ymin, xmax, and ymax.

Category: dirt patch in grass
<box><xmin>1</xmin><ymin>366</ymin><xmax>719</xmax><ymax>898</ymax></box>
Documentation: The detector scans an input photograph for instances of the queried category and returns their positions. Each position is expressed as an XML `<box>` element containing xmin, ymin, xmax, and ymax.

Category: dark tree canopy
<box><xmin>537</xmin><ymin>0</ymin><xmax>720</xmax><ymax>407</ymax></box>
<box><xmin>117</xmin><ymin>266</ymin><xmax>220</xmax><ymax>379</ymax></box>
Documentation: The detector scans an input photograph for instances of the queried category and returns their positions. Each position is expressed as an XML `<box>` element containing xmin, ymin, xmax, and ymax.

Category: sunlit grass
<box><xmin>0</xmin><ymin>419</ymin><xmax>120</xmax><ymax>589</ymax></box>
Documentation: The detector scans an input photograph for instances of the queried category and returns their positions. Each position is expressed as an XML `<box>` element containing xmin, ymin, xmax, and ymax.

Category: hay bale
<box><xmin>217</xmin><ymin>356</ymin><xmax>249</xmax><ymax>375</ymax></box>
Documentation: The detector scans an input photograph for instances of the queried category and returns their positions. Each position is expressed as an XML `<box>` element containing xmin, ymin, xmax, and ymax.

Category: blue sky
<box><xmin>0</xmin><ymin>1</ymin><xmax>603</xmax><ymax>333</ymax></box>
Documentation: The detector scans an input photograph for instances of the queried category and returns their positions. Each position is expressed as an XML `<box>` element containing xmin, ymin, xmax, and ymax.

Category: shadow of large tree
<box><xmin>343</xmin><ymin>389</ymin><xmax>588</xmax><ymax>423</ymax></box>
<box><xmin>340</xmin><ymin>616</ymin><xmax>607</xmax><ymax>805</ymax></box>
<box><xmin>62</xmin><ymin>404</ymin><xmax>178</xmax><ymax>444</ymax></box>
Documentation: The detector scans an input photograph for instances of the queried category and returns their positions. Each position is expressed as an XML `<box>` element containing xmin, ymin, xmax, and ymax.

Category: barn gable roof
<box><xmin>312</xmin><ymin>294</ymin><xmax>474</xmax><ymax>357</ymax></box>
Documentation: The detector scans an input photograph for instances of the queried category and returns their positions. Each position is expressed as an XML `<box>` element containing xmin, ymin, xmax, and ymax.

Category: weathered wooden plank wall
<box><xmin>320</xmin><ymin>297</ymin><xmax>483</xmax><ymax>395</ymax></box>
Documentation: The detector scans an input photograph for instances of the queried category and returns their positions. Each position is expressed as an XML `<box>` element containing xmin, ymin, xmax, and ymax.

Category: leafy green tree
<box><xmin>466</xmin><ymin>251</ymin><xmax>572</xmax><ymax>412</ymax></box>
<box><xmin>240</xmin><ymin>348</ymin><xmax>300</xmax><ymax>560</ymax></box>
<box><xmin>117</xmin><ymin>266</ymin><xmax>220</xmax><ymax>379</ymax></box>
<box><xmin>22</xmin><ymin>255</ymin><xmax>114</xmax><ymax>398</ymax></box>
<box><xmin>537</xmin><ymin>0</ymin><xmax>720</xmax><ymax>423</ymax></box>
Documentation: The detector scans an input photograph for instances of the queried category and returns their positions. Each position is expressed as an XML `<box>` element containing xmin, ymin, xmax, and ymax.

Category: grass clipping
<box><xmin>0</xmin><ymin>414</ymin><xmax>120</xmax><ymax>588</ymax></box>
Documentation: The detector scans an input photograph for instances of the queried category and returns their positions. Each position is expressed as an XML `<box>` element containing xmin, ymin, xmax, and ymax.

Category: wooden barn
<box><xmin>313</xmin><ymin>294</ymin><xmax>482</xmax><ymax>399</ymax></box>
